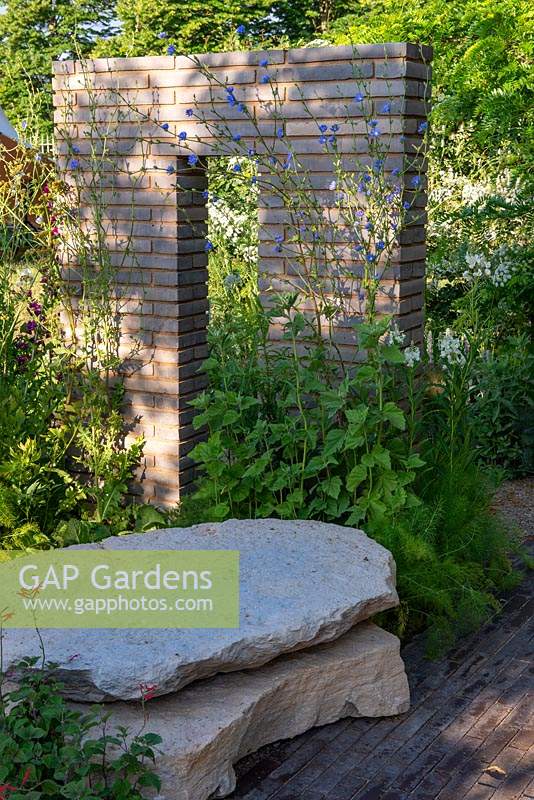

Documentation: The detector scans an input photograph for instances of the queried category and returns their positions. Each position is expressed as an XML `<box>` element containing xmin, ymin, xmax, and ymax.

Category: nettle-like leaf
<box><xmin>346</xmin><ymin>463</ymin><xmax>367</xmax><ymax>493</ymax></box>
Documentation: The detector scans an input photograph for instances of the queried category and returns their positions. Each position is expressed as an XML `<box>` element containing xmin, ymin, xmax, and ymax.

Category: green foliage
<box><xmin>206</xmin><ymin>158</ymin><xmax>260</xmax><ymax>328</ymax></box>
<box><xmin>330</xmin><ymin>0</ymin><xmax>533</xmax><ymax>175</ymax></box>
<box><xmin>468</xmin><ymin>338</ymin><xmax>534</xmax><ymax>476</ymax></box>
<box><xmin>0</xmin><ymin>0</ymin><xmax>118</xmax><ymax>136</ymax></box>
<box><xmin>189</xmin><ymin>303</ymin><xmax>423</xmax><ymax>527</ymax></box>
<box><xmin>0</xmin><ymin>140</ymin><xmax>164</xmax><ymax>551</ymax></box>
<box><xmin>372</xmin><ymin>459</ymin><xmax>518</xmax><ymax>656</ymax></box>
<box><xmin>0</xmin><ymin>658</ymin><xmax>161</xmax><ymax>798</ymax></box>
<box><xmin>94</xmin><ymin>0</ymin><xmax>272</xmax><ymax>57</ymax></box>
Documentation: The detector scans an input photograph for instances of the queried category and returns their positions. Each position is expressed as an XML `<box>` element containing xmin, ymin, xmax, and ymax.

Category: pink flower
<box><xmin>139</xmin><ymin>682</ymin><xmax>158</xmax><ymax>701</ymax></box>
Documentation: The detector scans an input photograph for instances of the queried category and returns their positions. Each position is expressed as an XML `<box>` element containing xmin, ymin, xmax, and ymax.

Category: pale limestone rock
<box><xmin>73</xmin><ymin>623</ymin><xmax>409</xmax><ymax>800</ymax></box>
<box><xmin>3</xmin><ymin>519</ymin><xmax>399</xmax><ymax>701</ymax></box>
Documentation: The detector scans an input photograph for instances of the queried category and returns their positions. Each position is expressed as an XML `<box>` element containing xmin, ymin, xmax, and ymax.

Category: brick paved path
<box><xmin>231</xmin><ymin>548</ymin><xmax>533</xmax><ymax>800</ymax></box>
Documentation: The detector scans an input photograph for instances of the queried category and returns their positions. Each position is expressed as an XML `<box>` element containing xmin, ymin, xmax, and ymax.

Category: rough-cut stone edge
<box><xmin>72</xmin><ymin>622</ymin><xmax>409</xmax><ymax>800</ymax></box>
<box><xmin>3</xmin><ymin>519</ymin><xmax>401</xmax><ymax>701</ymax></box>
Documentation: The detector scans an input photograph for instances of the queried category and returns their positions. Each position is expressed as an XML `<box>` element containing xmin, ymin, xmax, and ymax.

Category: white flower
<box><xmin>404</xmin><ymin>344</ymin><xmax>421</xmax><ymax>368</ymax></box>
<box><xmin>438</xmin><ymin>328</ymin><xmax>466</xmax><ymax>366</ymax></box>
<box><xmin>328</xmin><ymin>180</ymin><xmax>337</xmax><ymax>191</ymax></box>
<box><xmin>464</xmin><ymin>252</ymin><xmax>491</xmax><ymax>281</ymax></box>
<box><xmin>386</xmin><ymin>322</ymin><xmax>405</xmax><ymax>347</ymax></box>
<box><xmin>463</xmin><ymin>250</ymin><xmax>514</xmax><ymax>287</ymax></box>
<box><xmin>491</xmin><ymin>261</ymin><xmax>513</xmax><ymax>286</ymax></box>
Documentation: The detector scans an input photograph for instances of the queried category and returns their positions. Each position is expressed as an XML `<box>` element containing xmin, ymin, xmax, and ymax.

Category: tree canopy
<box><xmin>0</xmin><ymin>0</ymin><xmax>117</xmax><ymax>132</ymax></box>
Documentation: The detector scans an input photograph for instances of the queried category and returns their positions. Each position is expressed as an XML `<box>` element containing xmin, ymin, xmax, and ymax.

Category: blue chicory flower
<box><xmin>166</xmin><ymin>164</ymin><xmax>175</xmax><ymax>174</ymax></box>
<box><xmin>178</xmin><ymin>131</ymin><xmax>187</xmax><ymax>140</ymax></box>
<box><xmin>186</xmin><ymin>108</ymin><xmax>193</xmax><ymax>117</ymax></box>
<box><xmin>236</xmin><ymin>24</ymin><xmax>246</xmax><ymax>35</ymax></box>
<box><xmin>188</xmin><ymin>154</ymin><xmax>199</xmax><ymax>166</ymax></box>
<box><xmin>233</xmin><ymin>133</ymin><xmax>241</xmax><ymax>141</ymax></box>
<box><xmin>418</xmin><ymin>121</ymin><xmax>428</xmax><ymax>133</ymax></box>
<box><xmin>167</xmin><ymin>44</ymin><xmax>176</xmax><ymax>55</ymax></box>
<box><xmin>259</xmin><ymin>58</ymin><xmax>269</xmax><ymax>67</ymax></box>
<box><xmin>260</xmin><ymin>75</ymin><xmax>270</xmax><ymax>84</ymax></box>
<box><xmin>277</xmin><ymin>128</ymin><xmax>284</xmax><ymax>138</ymax></box>
<box><xmin>161</xmin><ymin>122</ymin><xmax>169</xmax><ymax>131</ymax></box>
<box><xmin>158</xmin><ymin>32</ymin><xmax>169</xmax><ymax>39</ymax></box>
<box><xmin>354</xmin><ymin>92</ymin><xmax>365</xmax><ymax>102</ymax></box>
<box><xmin>69</xmin><ymin>158</ymin><xmax>80</xmax><ymax>169</ymax></box>
<box><xmin>238</xmin><ymin>103</ymin><xmax>246</xmax><ymax>113</ymax></box>
<box><xmin>410</xmin><ymin>175</ymin><xmax>421</xmax><ymax>188</ymax></box>
<box><xmin>392</xmin><ymin>167</ymin><xmax>400</xmax><ymax>176</ymax></box>
<box><xmin>377</xmin><ymin>240</ymin><xmax>385</xmax><ymax>250</ymax></box>
<box><xmin>319</xmin><ymin>124</ymin><xmax>328</xmax><ymax>132</ymax></box>
<box><xmin>72</xmin><ymin>144</ymin><xmax>80</xmax><ymax>154</ymax></box>
<box><xmin>331</xmin><ymin>124</ymin><xmax>339</xmax><ymax>132</ymax></box>
<box><xmin>319</xmin><ymin>135</ymin><xmax>327</xmax><ymax>144</ymax></box>
<box><xmin>205</xmin><ymin>240</ymin><xmax>214</xmax><ymax>251</ymax></box>
<box><xmin>382</xmin><ymin>102</ymin><xmax>392</xmax><ymax>113</ymax></box>
<box><xmin>233</xmin><ymin>163</ymin><xmax>242</xmax><ymax>172</ymax></box>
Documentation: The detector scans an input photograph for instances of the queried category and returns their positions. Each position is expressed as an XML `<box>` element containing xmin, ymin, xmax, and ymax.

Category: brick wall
<box><xmin>53</xmin><ymin>42</ymin><xmax>432</xmax><ymax>507</ymax></box>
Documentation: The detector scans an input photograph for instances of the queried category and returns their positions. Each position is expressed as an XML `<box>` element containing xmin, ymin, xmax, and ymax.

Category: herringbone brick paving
<box><xmin>231</xmin><ymin>541</ymin><xmax>533</xmax><ymax>800</ymax></box>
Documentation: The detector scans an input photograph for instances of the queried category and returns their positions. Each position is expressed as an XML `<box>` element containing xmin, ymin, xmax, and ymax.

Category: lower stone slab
<box><xmin>75</xmin><ymin>622</ymin><xmax>409</xmax><ymax>800</ymax></box>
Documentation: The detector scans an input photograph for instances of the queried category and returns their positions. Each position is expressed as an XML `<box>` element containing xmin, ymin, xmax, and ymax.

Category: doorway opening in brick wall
<box><xmin>205</xmin><ymin>157</ymin><xmax>259</xmax><ymax>334</ymax></box>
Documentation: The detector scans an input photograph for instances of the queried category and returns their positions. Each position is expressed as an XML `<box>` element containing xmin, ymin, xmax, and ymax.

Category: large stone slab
<box><xmin>72</xmin><ymin>622</ymin><xmax>410</xmax><ymax>800</ymax></box>
<box><xmin>3</xmin><ymin>519</ymin><xmax>399</xmax><ymax>701</ymax></box>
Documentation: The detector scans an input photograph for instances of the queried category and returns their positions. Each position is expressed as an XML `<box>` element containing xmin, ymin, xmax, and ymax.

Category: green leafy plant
<box><xmin>371</xmin><ymin>458</ymin><xmax>519</xmax><ymax>656</ymax></box>
<box><xmin>0</xmin><ymin>656</ymin><xmax>161</xmax><ymax>799</ymax></box>
<box><xmin>189</xmin><ymin>303</ymin><xmax>423</xmax><ymax>527</ymax></box>
<box><xmin>0</xmin><ymin>125</ymin><xmax>163</xmax><ymax>551</ymax></box>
